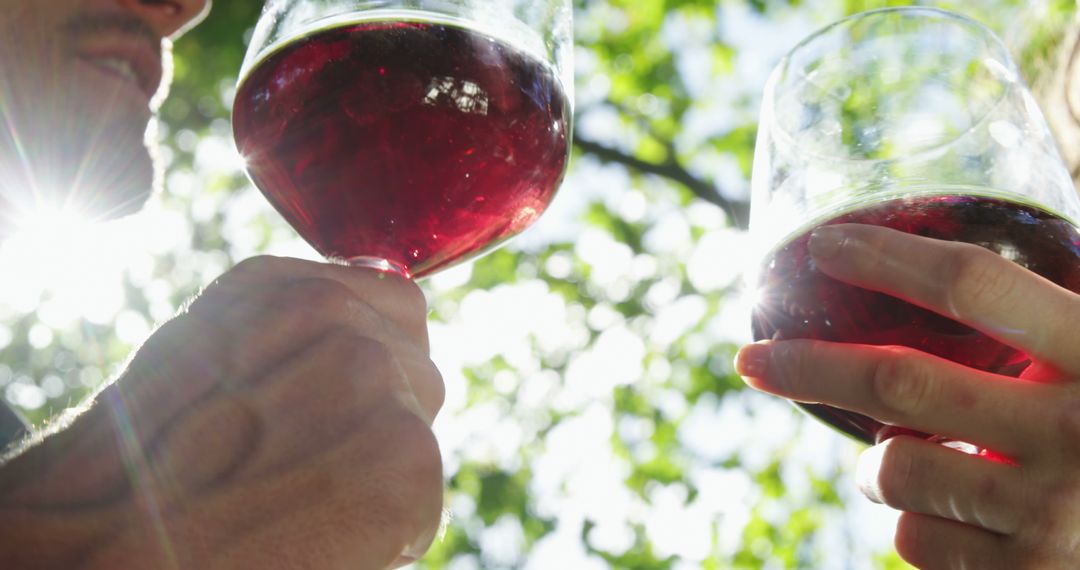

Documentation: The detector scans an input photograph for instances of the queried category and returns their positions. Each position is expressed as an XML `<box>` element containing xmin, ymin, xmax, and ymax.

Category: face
<box><xmin>0</xmin><ymin>0</ymin><xmax>209</xmax><ymax>231</ymax></box>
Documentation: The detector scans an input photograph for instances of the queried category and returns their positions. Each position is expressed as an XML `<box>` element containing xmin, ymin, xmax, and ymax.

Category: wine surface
<box><xmin>233</xmin><ymin>21</ymin><xmax>571</xmax><ymax>277</ymax></box>
<box><xmin>752</xmin><ymin>194</ymin><xmax>1080</xmax><ymax>443</ymax></box>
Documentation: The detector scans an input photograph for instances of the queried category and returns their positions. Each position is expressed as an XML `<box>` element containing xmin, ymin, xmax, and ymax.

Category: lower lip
<box><xmin>75</xmin><ymin>58</ymin><xmax>151</xmax><ymax>107</ymax></box>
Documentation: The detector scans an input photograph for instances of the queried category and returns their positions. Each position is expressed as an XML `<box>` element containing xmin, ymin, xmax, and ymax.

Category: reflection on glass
<box><xmin>749</xmin><ymin>7</ymin><xmax>1080</xmax><ymax>444</ymax></box>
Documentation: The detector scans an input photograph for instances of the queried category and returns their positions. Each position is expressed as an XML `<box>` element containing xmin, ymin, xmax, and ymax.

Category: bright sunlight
<box><xmin>0</xmin><ymin>200</ymin><xmax>189</xmax><ymax>340</ymax></box>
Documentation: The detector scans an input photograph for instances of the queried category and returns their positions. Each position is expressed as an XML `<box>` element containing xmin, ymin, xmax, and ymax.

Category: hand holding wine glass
<box><xmin>227</xmin><ymin>1</ymin><xmax>572</xmax><ymax>566</ymax></box>
<box><xmin>736</xmin><ymin>7</ymin><xmax>1080</xmax><ymax>567</ymax></box>
<box><xmin>737</xmin><ymin>225</ymin><xmax>1080</xmax><ymax>568</ymax></box>
<box><xmin>0</xmin><ymin>257</ymin><xmax>444</xmax><ymax>570</ymax></box>
<box><xmin>744</xmin><ymin>7</ymin><xmax>1080</xmax><ymax>445</ymax></box>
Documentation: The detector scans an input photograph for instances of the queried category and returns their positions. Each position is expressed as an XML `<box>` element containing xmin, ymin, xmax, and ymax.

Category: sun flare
<box><xmin>7</xmin><ymin>203</ymin><xmax>99</xmax><ymax>248</ymax></box>
<box><xmin>0</xmin><ymin>204</ymin><xmax>124</xmax><ymax>322</ymax></box>
<box><xmin>0</xmin><ymin>199</ymin><xmax>186</xmax><ymax>335</ymax></box>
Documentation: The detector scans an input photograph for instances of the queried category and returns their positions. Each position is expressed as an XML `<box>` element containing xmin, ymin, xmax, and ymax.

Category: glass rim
<box><xmin>763</xmin><ymin>6</ymin><xmax>1019</xmax><ymax>167</ymax></box>
<box><xmin>235</xmin><ymin>1</ymin><xmax>573</xmax><ymax>99</ymax></box>
<box><xmin>237</xmin><ymin>8</ymin><xmax>551</xmax><ymax>84</ymax></box>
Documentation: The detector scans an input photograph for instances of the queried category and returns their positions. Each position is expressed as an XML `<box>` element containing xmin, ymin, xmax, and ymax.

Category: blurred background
<box><xmin>5</xmin><ymin>0</ymin><xmax>1079</xmax><ymax>568</ymax></box>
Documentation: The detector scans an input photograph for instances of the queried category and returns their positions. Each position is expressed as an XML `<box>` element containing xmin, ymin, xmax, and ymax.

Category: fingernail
<box><xmin>809</xmin><ymin>226</ymin><xmax>845</xmax><ymax>260</ymax></box>
<box><xmin>389</xmin><ymin>539</ymin><xmax>425</xmax><ymax>568</ymax></box>
<box><xmin>735</xmin><ymin>343</ymin><xmax>771</xmax><ymax>379</ymax></box>
<box><xmin>390</xmin><ymin>554</ymin><xmax>418</xmax><ymax>569</ymax></box>
<box><xmin>391</xmin><ymin>512</ymin><xmax>442</xmax><ymax>568</ymax></box>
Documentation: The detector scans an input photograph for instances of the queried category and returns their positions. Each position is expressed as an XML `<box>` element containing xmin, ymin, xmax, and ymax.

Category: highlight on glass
<box><xmin>233</xmin><ymin>0</ymin><xmax>574</xmax><ymax>279</ymax></box>
<box><xmin>749</xmin><ymin>7</ymin><xmax>1080</xmax><ymax>444</ymax></box>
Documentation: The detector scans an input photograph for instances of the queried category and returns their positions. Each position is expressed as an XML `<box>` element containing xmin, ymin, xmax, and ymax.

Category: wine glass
<box><xmin>750</xmin><ymin>7</ymin><xmax>1080</xmax><ymax>446</ymax></box>
<box><xmin>233</xmin><ymin>0</ymin><xmax>573</xmax><ymax>279</ymax></box>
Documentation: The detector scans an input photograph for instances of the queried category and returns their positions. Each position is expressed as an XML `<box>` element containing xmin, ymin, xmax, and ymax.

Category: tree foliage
<box><xmin>3</xmin><ymin>1</ymin><xmax>1077</xmax><ymax>568</ymax></box>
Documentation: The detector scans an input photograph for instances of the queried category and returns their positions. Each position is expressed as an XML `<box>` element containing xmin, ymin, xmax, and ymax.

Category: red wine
<box><xmin>233</xmin><ymin>21</ymin><xmax>571</xmax><ymax>278</ymax></box>
<box><xmin>752</xmin><ymin>194</ymin><xmax>1080</xmax><ymax>444</ymax></box>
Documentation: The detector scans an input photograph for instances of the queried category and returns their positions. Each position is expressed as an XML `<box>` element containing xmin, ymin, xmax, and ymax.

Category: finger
<box><xmin>735</xmin><ymin>340</ymin><xmax>1049</xmax><ymax>457</ymax></box>
<box><xmin>894</xmin><ymin>512</ymin><xmax>1010</xmax><ymax>570</ymax></box>
<box><xmin>237</xmin><ymin>334</ymin><xmax>442</xmax><ymax>568</ymax></box>
<box><xmin>246</xmin><ymin>329</ymin><xmax>443</xmax><ymax>474</ymax></box>
<box><xmin>234</xmin><ymin>410</ymin><xmax>444</xmax><ymax>570</ymax></box>
<box><xmin>143</xmin><ymin>324</ymin><xmax>438</xmax><ymax>509</ymax></box>
<box><xmin>859</xmin><ymin>436</ymin><xmax>1026</xmax><ymax>535</ymax></box>
<box><xmin>195</xmin><ymin>255</ymin><xmax>430</xmax><ymax>352</ymax></box>
<box><xmin>86</xmin><ymin>426</ymin><xmax>443</xmax><ymax>570</ymax></box>
<box><xmin>69</xmin><ymin>333</ymin><xmax>444</xmax><ymax>570</ymax></box>
<box><xmin>190</xmin><ymin>277</ymin><xmax>435</xmax><ymax>398</ymax></box>
<box><xmin>808</xmin><ymin>224</ymin><xmax>1080</xmax><ymax>375</ymax></box>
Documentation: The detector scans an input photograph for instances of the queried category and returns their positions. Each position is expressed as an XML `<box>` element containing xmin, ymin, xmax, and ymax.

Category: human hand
<box><xmin>0</xmin><ymin>256</ymin><xmax>444</xmax><ymax>570</ymax></box>
<box><xmin>736</xmin><ymin>224</ymin><xmax>1080</xmax><ymax>569</ymax></box>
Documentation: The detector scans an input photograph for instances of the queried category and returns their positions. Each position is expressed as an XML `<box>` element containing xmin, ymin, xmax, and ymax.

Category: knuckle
<box><xmin>183</xmin><ymin>286</ymin><xmax>227</xmax><ymax>319</ymax></box>
<box><xmin>387</xmin><ymin>276</ymin><xmax>430</xmax><ymax>333</ymax></box>
<box><xmin>380</xmin><ymin>419</ymin><xmax>444</xmax><ymax>534</ymax></box>
<box><xmin>191</xmin><ymin>256</ymin><xmax>288</xmax><ymax>314</ymax></box>
<box><xmin>874</xmin><ymin>437</ymin><xmax>921</xmax><ymax>508</ymax></box>
<box><xmin>423</xmin><ymin>360</ymin><xmax>447</xmax><ymax>417</ymax></box>
<box><xmin>322</xmin><ymin>333</ymin><xmax>412</xmax><ymax>400</ymax></box>
<box><xmin>332</xmin><ymin>410</ymin><xmax>441</xmax><ymax>524</ymax></box>
<box><xmin>1028</xmin><ymin>507</ymin><xmax>1065</xmax><ymax>548</ymax></box>
<box><xmin>323</xmin><ymin>329</ymin><xmax>397</xmax><ymax>372</ymax></box>
<box><xmin>382</xmin><ymin>272</ymin><xmax>428</xmax><ymax>313</ymax></box>
<box><xmin>975</xmin><ymin>471</ymin><xmax>1003</xmax><ymax>509</ymax></box>
<box><xmin>872</xmin><ymin>354</ymin><xmax>935</xmax><ymax>419</ymax></box>
<box><xmin>229</xmin><ymin>255</ymin><xmax>285</xmax><ymax>280</ymax></box>
<box><xmin>345</xmin><ymin>297</ymin><xmax>387</xmax><ymax>338</ymax></box>
<box><xmin>376</xmin><ymin>418</ymin><xmax>443</xmax><ymax>544</ymax></box>
<box><xmin>769</xmin><ymin>341</ymin><xmax>809</xmax><ymax>391</ymax></box>
<box><xmin>282</xmin><ymin>280</ymin><xmax>389</xmax><ymax>340</ymax></box>
<box><xmin>1052</xmin><ymin>478</ymin><xmax>1080</xmax><ymax>512</ymax></box>
<box><xmin>390</xmin><ymin>410</ymin><xmax>442</xmax><ymax>475</ymax></box>
<box><xmin>1004</xmin><ymin>477</ymin><xmax>1036</xmax><ymax>541</ymax></box>
<box><xmin>280</xmin><ymin>278</ymin><xmax>357</xmax><ymax>315</ymax></box>
<box><xmin>130</xmin><ymin>314</ymin><xmax>190</xmax><ymax>355</ymax></box>
<box><xmin>128</xmin><ymin>315</ymin><xmax>228</xmax><ymax>377</ymax></box>
<box><xmin>323</xmin><ymin>326</ymin><xmax>444</xmax><ymax>421</ymax></box>
<box><xmin>942</xmin><ymin>245</ymin><xmax>1013</xmax><ymax>318</ymax></box>
<box><xmin>850</xmin><ymin>228</ymin><xmax>890</xmax><ymax>274</ymax></box>
<box><xmin>892</xmin><ymin>512</ymin><xmax>923</xmax><ymax>565</ymax></box>
<box><xmin>1055</xmin><ymin>403</ymin><xmax>1080</xmax><ymax>459</ymax></box>
<box><xmin>1027</xmin><ymin>481</ymin><xmax>1080</xmax><ymax>545</ymax></box>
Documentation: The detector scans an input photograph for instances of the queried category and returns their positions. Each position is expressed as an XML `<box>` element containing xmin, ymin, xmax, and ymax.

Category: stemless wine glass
<box><xmin>750</xmin><ymin>7</ymin><xmax>1080</xmax><ymax>446</ymax></box>
<box><xmin>233</xmin><ymin>0</ymin><xmax>573</xmax><ymax>279</ymax></box>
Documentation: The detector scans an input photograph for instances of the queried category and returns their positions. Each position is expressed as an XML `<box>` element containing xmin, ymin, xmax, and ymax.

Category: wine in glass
<box><xmin>750</xmin><ymin>7</ymin><xmax>1080</xmax><ymax>445</ymax></box>
<box><xmin>233</xmin><ymin>0</ymin><xmax>573</xmax><ymax>279</ymax></box>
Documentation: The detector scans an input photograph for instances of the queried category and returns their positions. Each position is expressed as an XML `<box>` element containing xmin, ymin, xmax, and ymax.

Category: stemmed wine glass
<box><xmin>233</xmin><ymin>0</ymin><xmax>573</xmax><ymax>279</ymax></box>
<box><xmin>750</xmin><ymin>7</ymin><xmax>1080</xmax><ymax>445</ymax></box>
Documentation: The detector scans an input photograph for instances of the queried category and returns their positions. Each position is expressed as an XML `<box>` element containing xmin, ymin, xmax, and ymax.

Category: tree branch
<box><xmin>573</xmin><ymin>134</ymin><xmax>750</xmax><ymax>229</ymax></box>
